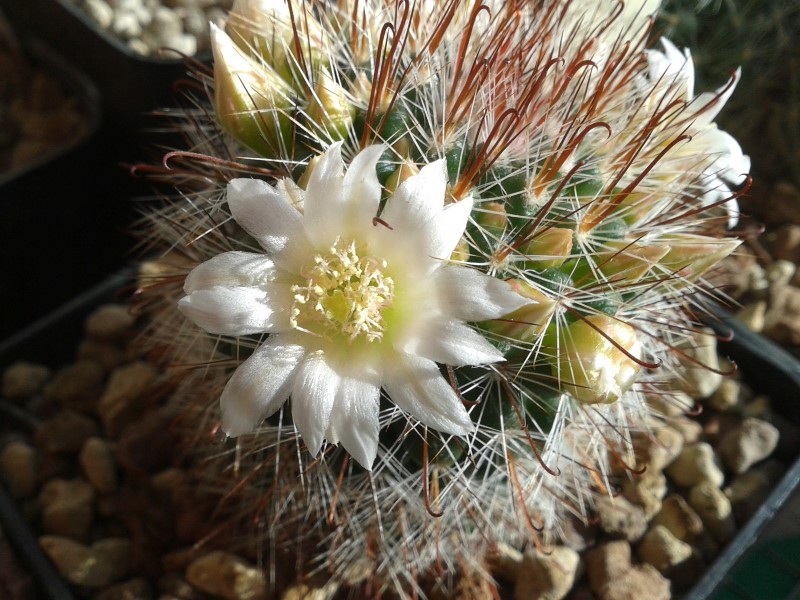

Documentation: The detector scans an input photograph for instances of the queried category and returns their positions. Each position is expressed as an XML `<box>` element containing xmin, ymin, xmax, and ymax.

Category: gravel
<box><xmin>0</xmin><ymin>299</ymin><xmax>797</xmax><ymax>599</ymax></box>
<box><xmin>69</xmin><ymin>0</ymin><xmax>232</xmax><ymax>58</ymax></box>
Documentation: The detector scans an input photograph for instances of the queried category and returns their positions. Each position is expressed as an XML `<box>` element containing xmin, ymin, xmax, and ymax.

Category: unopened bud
<box><xmin>227</xmin><ymin>0</ymin><xmax>328</xmax><ymax>88</ymax></box>
<box><xmin>475</xmin><ymin>202</ymin><xmax>508</xmax><ymax>235</ymax></box>
<box><xmin>385</xmin><ymin>159</ymin><xmax>420</xmax><ymax>195</ymax></box>
<box><xmin>659</xmin><ymin>234</ymin><xmax>740</xmax><ymax>282</ymax></box>
<box><xmin>547</xmin><ymin>315</ymin><xmax>641</xmax><ymax>404</ymax></box>
<box><xmin>519</xmin><ymin>227</ymin><xmax>573</xmax><ymax>269</ymax></box>
<box><xmin>484</xmin><ymin>279</ymin><xmax>556</xmax><ymax>342</ymax></box>
<box><xmin>598</xmin><ymin>239</ymin><xmax>670</xmax><ymax>283</ymax></box>
<box><xmin>306</xmin><ymin>71</ymin><xmax>356</xmax><ymax>142</ymax></box>
<box><xmin>212</xmin><ymin>23</ymin><xmax>294</xmax><ymax>156</ymax></box>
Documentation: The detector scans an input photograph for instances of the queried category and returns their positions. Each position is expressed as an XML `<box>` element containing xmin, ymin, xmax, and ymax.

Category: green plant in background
<box><xmin>135</xmin><ymin>0</ymin><xmax>750</xmax><ymax>595</ymax></box>
<box><xmin>658</xmin><ymin>0</ymin><xmax>800</xmax><ymax>188</ymax></box>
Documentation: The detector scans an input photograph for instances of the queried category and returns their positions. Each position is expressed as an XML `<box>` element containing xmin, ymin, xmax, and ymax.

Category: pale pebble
<box><xmin>0</xmin><ymin>440</ymin><xmax>37</xmax><ymax>498</ymax></box>
<box><xmin>725</xmin><ymin>461</ymin><xmax>785</xmax><ymax>523</ymax></box>
<box><xmin>112</xmin><ymin>11</ymin><xmax>144</xmax><ymax>40</ymax></box>
<box><xmin>83</xmin><ymin>0</ymin><xmax>115</xmax><ymax>29</ymax></box>
<box><xmin>594</xmin><ymin>496</ymin><xmax>648</xmax><ymax>542</ymax></box>
<box><xmin>39</xmin><ymin>536</ymin><xmax>132</xmax><ymax>588</ymax></box>
<box><xmin>585</xmin><ymin>540</ymin><xmax>631</xmax><ymax>596</ymax></box>
<box><xmin>678</xmin><ymin>327</ymin><xmax>723</xmax><ymax>399</ymax></box>
<box><xmin>282</xmin><ymin>583</ymin><xmax>338</xmax><ymax>600</ymax></box>
<box><xmin>514</xmin><ymin>546</ymin><xmax>580</xmax><ymax>600</ymax></box>
<box><xmin>665</xmin><ymin>443</ymin><xmax>725</xmax><ymax>488</ymax></box>
<box><xmin>98</xmin><ymin>361</ymin><xmax>159</xmax><ymax>437</ymax></box>
<box><xmin>2</xmin><ymin>361</ymin><xmax>51</xmax><ymax>400</ymax></box>
<box><xmin>622</xmin><ymin>470</ymin><xmax>667</xmax><ymax>520</ymax></box>
<box><xmin>39</xmin><ymin>478</ymin><xmax>95</xmax><ymax>541</ymax></box>
<box><xmin>669</xmin><ymin>417</ymin><xmax>703</xmax><ymax>445</ymax></box>
<box><xmin>688</xmin><ymin>481</ymin><xmax>737</xmax><ymax>545</ymax></box>
<box><xmin>709</xmin><ymin>377</ymin><xmax>742</xmax><ymax>412</ymax></box>
<box><xmin>79</xmin><ymin>437</ymin><xmax>118</xmax><ymax>494</ymax></box>
<box><xmin>44</xmin><ymin>360</ymin><xmax>105</xmax><ymax>414</ymax></box>
<box><xmin>651</xmin><ymin>494</ymin><xmax>704</xmax><ymax>544</ymax></box>
<box><xmin>637</xmin><ymin>525</ymin><xmax>694</xmax><ymax>574</ymax></box>
<box><xmin>598</xmin><ymin>564</ymin><xmax>670</xmax><ymax>600</ymax></box>
<box><xmin>186</xmin><ymin>551</ymin><xmax>268</xmax><ymax>600</ymax></box>
<box><xmin>643</xmin><ymin>426</ymin><xmax>684</xmax><ymax>472</ymax></box>
<box><xmin>717</xmin><ymin>418</ymin><xmax>780</xmax><ymax>474</ymax></box>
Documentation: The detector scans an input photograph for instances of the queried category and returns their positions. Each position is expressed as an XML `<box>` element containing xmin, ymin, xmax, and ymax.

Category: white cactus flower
<box><xmin>178</xmin><ymin>143</ymin><xmax>529</xmax><ymax>469</ymax></box>
<box><xmin>647</xmin><ymin>38</ymin><xmax>751</xmax><ymax>227</ymax></box>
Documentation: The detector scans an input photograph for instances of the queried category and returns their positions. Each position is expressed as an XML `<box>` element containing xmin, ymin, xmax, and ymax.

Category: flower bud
<box><xmin>306</xmin><ymin>71</ymin><xmax>356</xmax><ymax>142</ymax></box>
<box><xmin>548</xmin><ymin>315</ymin><xmax>641</xmax><ymax>404</ymax></box>
<box><xmin>598</xmin><ymin>239</ymin><xmax>670</xmax><ymax>283</ymax></box>
<box><xmin>518</xmin><ymin>227</ymin><xmax>574</xmax><ymax>269</ymax></box>
<box><xmin>484</xmin><ymin>279</ymin><xmax>556</xmax><ymax>342</ymax></box>
<box><xmin>385</xmin><ymin>159</ymin><xmax>420</xmax><ymax>195</ymax></box>
<box><xmin>227</xmin><ymin>0</ymin><xmax>328</xmax><ymax>87</ymax></box>
<box><xmin>659</xmin><ymin>234</ymin><xmax>740</xmax><ymax>282</ymax></box>
<box><xmin>475</xmin><ymin>202</ymin><xmax>508</xmax><ymax>235</ymax></box>
<box><xmin>297</xmin><ymin>152</ymin><xmax>322</xmax><ymax>190</ymax></box>
<box><xmin>211</xmin><ymin>23</ymin><xmax>294</xmax><ymax>157</ymax></box>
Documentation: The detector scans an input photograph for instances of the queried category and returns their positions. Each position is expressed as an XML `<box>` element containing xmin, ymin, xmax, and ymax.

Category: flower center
<box><xmin>290</xmin><ymin>238</ymin><xmax>395</xmax><ymax>343</ymax></box>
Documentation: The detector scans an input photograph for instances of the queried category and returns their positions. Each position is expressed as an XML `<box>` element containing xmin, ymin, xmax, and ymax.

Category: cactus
<box><xmin>134</xmin><ymin>0</ymin><xmax>748</xmax><ymax>595</ymax></box>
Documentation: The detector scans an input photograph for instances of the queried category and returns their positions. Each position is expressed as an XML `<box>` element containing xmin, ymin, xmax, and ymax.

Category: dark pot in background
<box><xmin>0</xmin><ymin>33</ymin><xmax>120</xmax><ymax>340</ymax></box>
<box><xmin>0</xmin><ymin>0</ymin><xmax>201</xmax><ymax>137</ymax></box>
<box><xmin>0</xmin><ymin>0</ymin><xmax>203</xmax><ymax>338</ymax></box>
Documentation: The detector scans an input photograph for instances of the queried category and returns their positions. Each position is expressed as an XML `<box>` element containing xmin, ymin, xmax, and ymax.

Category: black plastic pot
<box><xmin>0</xmin><ymin>5</ymin><xmax>184</xmax><ymax>339</ymax></box>
<box><xmin>683</xmin><ymin>309</ymin><xmax>800</xmax><ymax>599</ymax></box>
<box><xmin>0</xmin><ymin>0</ymin><xmax>202</xmax><ymax>136</ymax></box>
<box><xmin>0</xmin><ymin>279</ymin><xmax>799</xmax><ymax>598</ymax></box>
<box><xmin>0</xmin><ymin>33</ymin><xmax>115</xmax><ymax>340</ymax></box>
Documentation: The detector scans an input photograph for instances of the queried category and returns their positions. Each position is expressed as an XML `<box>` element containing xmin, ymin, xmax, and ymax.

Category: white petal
<box><xmin>692</xmin><ymin>67</ymin><xmax>740</xmax><ymax>127</ymax></box>
<box><xmin>370</xmin><ymin>160</ymin><xmax>464</xmax><ymax>270</ymax></box>
<box><xmin>227</xmin><ymin>178</ymin><xmax>304</xmax><ymax>255</ymax></box>
<box><xmin>303</xmin><ymin>142</ymin><xmax>345</xmax><ymax>247</ymax></box>
<box><xmin>737</xmin><ymin>154</ymin><xmax>751</xmax><ymax>181</ymax></box>
<box><xmin>380</xmin><ymin>159</ymin><xmax>447</xmax><ymax>232</ymax></box>
<box><xmin>220</xmin><ymin>335</ymin><xmax>305</xmax><ymax>436</ymax></box>
<box><xmin>275</xmin><ymin>178</ymin><xmax>305</xmax><ymax>211</ymax></box>
<box><xmin>698</xmin><ymin>170</ymin><xmax>741</xmax><ymax>229</ymax></box>
<box><xmin>326</xmin><ymin>376</ymin><xmax>381</xmax><ymax>469</ymax></box>
<box><xmin>383</xmin><ymin>353</ymin><xmax>474</xmax><ymax>436</ymax></box>
<box><xmin>647</xmin><ymin>38</ymin><xmax>693</xmax><ymax>97</ymax></box>
<box><xmin>434</xmin><ymin>265</ymin><xmax>530</xmax><ymax>321</ymax></box>
<box><xmin>724</xmin><ymin>197</ymin><xmax>740</xmax><ymax>229</ymax></box>
<box><xmin>398</xmin><ymin>318</ymin><xmax>505</xmax><ymax>366</ymax></box>
<box><xmin>660</xmin><ymin>38</ymin><xmax>688</xmax><ymax>66</ymax></box>
<box><xmin>184</xmin><ymin>251</ymin><xmax>275</xmax><ymax>293</ymax></box>
<box><xmin>341</xmin><ymin>144</ymin><xmax>385</xmax><ymax>230</ymax></box>
<box><xmin>707</xmin><ymin>129</ymin><xmax>750</xmax><ymax>183</ymax></box>
<box><xmin>179</xmin><ymin>283</ymin><xmax>292</xmax><ymax>335</ymax></box>
<box><xmin>646</xmin><ymin>49</ymin><xmax>670</xmax><ymax>83</ymax></box>
<box><xmin>663</xmin><ymin>38</ymin><xmax>694</xmax><ymax>96</ymax></box>
<box><xmin>424</xmin><ymin>197</ymin><xmax>473</xmax><ymax>262</ymax></box>
<box><xmin>291</xmin><ymin>352</ymin><xmax>340</xmax><ymax>456</ymax></box>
